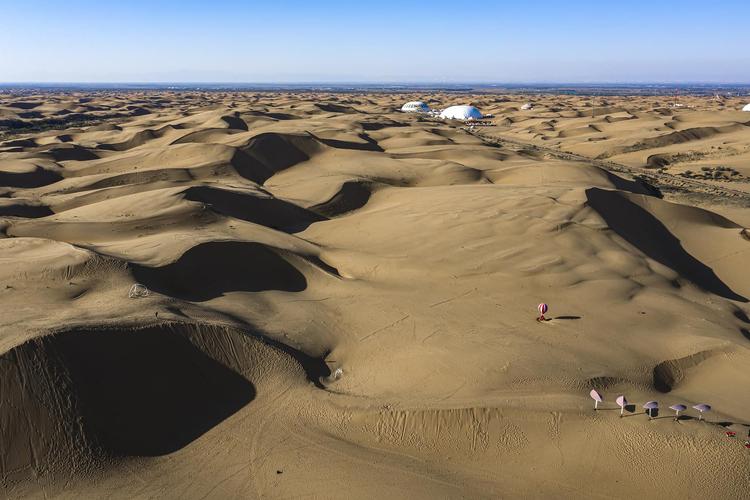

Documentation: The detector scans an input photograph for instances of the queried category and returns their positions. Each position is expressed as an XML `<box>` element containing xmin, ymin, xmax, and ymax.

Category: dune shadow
<box><xmin>242</xmin><ymin>327</ymin><xmax>331</xmax><ymax>389</ymax></box>
<box><xmin>360</xmin><ymin>121</ymin><xmax>408</xmax><ymax>131</ymax></box>
<box><xmin>221</xmin><ymin>114</ymin><xmax>248</xmax><ymax>131</ymax></box>
<box><xmin>603</xmin><ymin>171</ymin><xmax>662</xmax><ymax>198</ymax></box>
<box><xmin>309</xmin><ymin>181</ymin><xmax>372</xmax><ymax>217</ymax></box>
<box><xmin>0</xmin><ymin>166</ymin><xmax>62</xmax><ymax>188</ymax></box>
<box><xmin>0</xmin><ymin>204</ymin><xmax>53</xmax><ymax>218</ymax></box>
<box><xmin>733</xmin><ymin>310</ymin><xmax>750</xmax><ymax>341</ymax></box>
<box><xmin>184</xmin><ymin>186</ymin><xmax>326</xmax><ymax>232</ymax></box>
<box><xmin>131</xmin><ymin>241</ymin><xmax>307</xmax><ymax>301</ymax></box>
<box><xmin>43</xmin><ymin>326</ymin><xmax>255</xmax><ymax>456</ymax></box>
<box><xmin>733</xmin><ymin>309</ymin><xmax>750</xmax><ymax>323</ymax></box>
<box><xmin>315</xmin><ymin>103</ymin><xmax>360</xmax><ymax>114</ymax></box>
<box><xmin>586</xmin><ymin>188</ymin><xmax>747</xmax><ymax>302</ymax></box>
<box><xmin>231</xmin><ymin>133</ymin><xmax>314</xmax><ymax>184</ymax></box>
<box><xmin>314</xmin><ymin>134</ymin><xmax>383</xmax><ymax>152</ymax></box>
<box><xmin>652</xmin><ymin>351</ymin><xmax>714</xmax><ymax>393</ymax></box>
<box><xmin>44</xmin><ymin>144</ymin><xmax>99</xmax><ymax>161</ymax></box>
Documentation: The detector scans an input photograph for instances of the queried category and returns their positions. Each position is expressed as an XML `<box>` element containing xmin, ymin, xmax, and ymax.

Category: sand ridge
<box><xmin>0</xmin><ymin>91</ymin><xmax>749</xmax><ymax>498</ymax></box>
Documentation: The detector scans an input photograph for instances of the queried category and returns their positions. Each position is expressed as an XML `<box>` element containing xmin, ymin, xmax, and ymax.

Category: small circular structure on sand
<box><xmin>401</xmin><ymin>101</ymin><xmax>430</xmax><ymax>113</ymax></box>
<box><xmin>128</xmin><ymin>283</ymin><xmax>150</xmax><ymax>298</ymax></box>
<box><xmin>440</xmin><ymin>105</ymin><xmax>483</xmax><ymax>121</ymax></box>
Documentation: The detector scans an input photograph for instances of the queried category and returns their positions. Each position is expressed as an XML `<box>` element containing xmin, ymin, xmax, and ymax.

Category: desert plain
<box><xmin>0</xmin><ymin>90</ymin><xmax>749</xmax><ymax>498</ymax></box>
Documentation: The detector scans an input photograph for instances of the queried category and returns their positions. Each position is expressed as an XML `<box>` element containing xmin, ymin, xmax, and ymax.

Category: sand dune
<box><xmin>0</xmin><ymin>91</ymin><xmax>749</xmax><ymax>498</ymax></box>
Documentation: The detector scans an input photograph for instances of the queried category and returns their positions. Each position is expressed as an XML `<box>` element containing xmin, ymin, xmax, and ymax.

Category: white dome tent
<box><xmin>401</xmin><ymin>101</ymin><xmax>430</xmax><ymax>113</ymax></box>
<box><xmin>439</xmin><ymin>105</ymin><xmax>483</xmax><ymax>121</ymax></box>
<box><xmin>742</xmin><ymin>103</ymin><xmax>750</xmax><ymax>112</ymax></box>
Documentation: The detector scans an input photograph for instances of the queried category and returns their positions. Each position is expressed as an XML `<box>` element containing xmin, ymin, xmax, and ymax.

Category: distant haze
<box><xmin>2</xmin><ymin>0</ymin><xmax>749</xmax><ymax>83</ymax></box>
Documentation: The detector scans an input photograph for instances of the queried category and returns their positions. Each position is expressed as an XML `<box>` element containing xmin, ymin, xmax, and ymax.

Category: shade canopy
<box><xmin>440</xmin><ymin>105</ymin><xmax>483</xmax><ymax>121</ymax></box>
<box><xmin>615</xmin><ymin>395</ymin><xmax>627</xmax><ymax>407</ymax></box>
<box><xmin>643</xmin><ymin>401</ymin><xmax>659</xmax><ymax>409</ymax></box>
<box><xmin>589</xmin><ymin>389</ymin><xmax>603</xmax><ymax>402</ymax></box>
<box><xmin>693</xmin><ymin>404</ymin><xmax>711</xmax><ymax>412</ymax></box>
<box><xmin>669</xmin><ymin>404</ymin><xmax>687</xmax><ymax>411</ymax></box>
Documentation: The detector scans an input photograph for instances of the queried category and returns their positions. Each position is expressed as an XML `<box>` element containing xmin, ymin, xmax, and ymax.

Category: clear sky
<box><xmin>1</xmin><ymin>0</ymin><xmax>748</xmax><ymax>83</ymax></box>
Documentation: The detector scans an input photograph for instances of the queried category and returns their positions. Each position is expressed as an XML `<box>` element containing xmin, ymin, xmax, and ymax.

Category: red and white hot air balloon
<box><xmin>537</xmin><ymin>303</ymin><xmax>548</xmax><ymax>321</ymax></box>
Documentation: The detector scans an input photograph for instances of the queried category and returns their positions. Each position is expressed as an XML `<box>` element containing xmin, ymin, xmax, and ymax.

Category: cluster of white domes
<box><xmin>400</xmin><ymin>101</ymin><xmax>488</xmax><ymax>121</ymax></box>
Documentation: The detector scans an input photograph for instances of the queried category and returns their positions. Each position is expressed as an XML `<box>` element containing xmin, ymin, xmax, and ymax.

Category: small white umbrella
<box><xmin>693</xmin><ymin>404</ymin><xmax>711</xmax><ymax>421</ymax></box>
<box><xmin>643</xmin><ymin>401</ymin><xmax>659</xmax><ymax>419</ymax></box>
<box><xmin>590</xmin><ymin>389</ymin><xmax>603</xmax><ymax>410</ymax></box>
<box><xmin>616</xmin><ymin>395</ymin><xmax>628</xmax><ymax>417</ymax></box>
<box><xmin>669</xmin><ymin>404</ymin><xmax>687</xmax><ymax>421</ymax></box>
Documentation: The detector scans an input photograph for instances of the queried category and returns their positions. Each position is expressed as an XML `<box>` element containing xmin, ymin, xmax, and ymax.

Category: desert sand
<box><xmin>1</xmin><ymin>90</ymin><xmax>749</xmax><ymax>498</ymax></box>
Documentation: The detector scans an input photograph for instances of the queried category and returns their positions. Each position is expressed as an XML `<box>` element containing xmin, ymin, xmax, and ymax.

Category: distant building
<box><xmin>401</xmin><ymin>101</ymin><xmax>431</xmax><ymax>113</ymax></box>
<box><xmin>439</xmin><ymin>105</ymin><xmax>483</xmax><ymax>121</ymax></box>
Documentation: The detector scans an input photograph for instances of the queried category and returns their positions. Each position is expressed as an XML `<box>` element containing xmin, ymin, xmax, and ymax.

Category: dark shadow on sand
<box><xmin>184</xmin><ymin>185</ymin><xmax>326</xmax><ymax>232</ymax></box>
<box><xmin>131</xmin><ymin>241</ymin><xmax>307</xmax><ymax>301</ymax></box>
<box><xmin>309</xmin><ymin>180</ymin><xmax>372</xmax><ymax>217</ymax></box>
<box><xmin>586</xmin><ymin>188</ymin><xmax>747</xmax><ymax>302</ymax></box>
<box><xmin>0</xmin><ymin>203</ymin><xmax>53</xmax><ymax>218</ymax></box>
<box><xmin>45</xmin><ymin>326</ymin><xmax>255</xmax><ymax>456</ymax></box>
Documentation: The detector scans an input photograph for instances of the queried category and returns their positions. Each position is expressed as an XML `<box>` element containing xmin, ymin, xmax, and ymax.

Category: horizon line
<box><xmin>3</xmin><ymin>81</ymin><xmax>750</xmax><ymax>86</ymax></box>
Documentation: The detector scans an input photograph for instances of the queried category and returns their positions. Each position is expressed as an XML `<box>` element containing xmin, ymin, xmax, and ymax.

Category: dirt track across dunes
<box><xmin>1</xmin><ymin>91</ymin><xmax>749</xmax><ymax>499</ymax></box>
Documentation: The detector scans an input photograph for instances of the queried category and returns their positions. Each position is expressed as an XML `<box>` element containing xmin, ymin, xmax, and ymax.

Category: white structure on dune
<box><xmin>439</xmin><ymin>105</ymin><xmax>483</xmax><ymax>121</ymax></box>
<box><xmin>401</xmin><ymin>101</ymin><xmax>431</xmax><ymax>113</ymax></box>
<box><xmin>742</xmin><ymin>103</ymin><xmax>750</xmax><ymax>112</ymax></box>
<box><xmin>521</xmin><ymin>103</ymin><xmax>533</xmax><ymax>110</ymax></box>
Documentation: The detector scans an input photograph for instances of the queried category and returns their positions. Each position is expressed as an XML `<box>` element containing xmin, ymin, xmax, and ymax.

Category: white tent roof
<box><xmin>401</xmin><ymin>101</ymin><xmax>430</xmax><ymax>113</ymax></box>
<box><xmin>742</xmin><ymin>103</ymin><xmax>750</xmax><ymax>112</ymax></box>
<box><xmin>439</xmin><ymin>105</ymin><xmax>483</xmax><ymax>121</ymax></box>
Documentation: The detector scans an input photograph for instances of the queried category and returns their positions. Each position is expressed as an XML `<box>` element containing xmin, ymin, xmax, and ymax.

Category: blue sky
<box><xmin>1</xmin><ymin>0</ymin><xmax>748</xmax><ymax>83</ymax></box>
